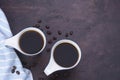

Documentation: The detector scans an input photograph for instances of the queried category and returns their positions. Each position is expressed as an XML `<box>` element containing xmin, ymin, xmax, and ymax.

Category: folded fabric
<box><xmin>0</xmin><ymin>8</ymin><xmax>33</xmax><ymax>80</ymax></box>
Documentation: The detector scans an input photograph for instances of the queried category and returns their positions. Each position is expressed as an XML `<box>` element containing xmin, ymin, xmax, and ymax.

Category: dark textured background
<box><xmin>0</xmin><ymin>0</ymin><xmax>120</xmax><ymax>80</ymax></box>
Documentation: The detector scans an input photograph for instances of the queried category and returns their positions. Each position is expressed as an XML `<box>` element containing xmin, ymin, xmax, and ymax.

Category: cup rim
<box><xmin>17</xmin><ymin>27</ymin><xmax>46</xmax><ymax>56</ymax></box>
<box><xmin>51</xmin><ymin>39</ymin><xmax>81</xmax><ymax>69</ymax></box>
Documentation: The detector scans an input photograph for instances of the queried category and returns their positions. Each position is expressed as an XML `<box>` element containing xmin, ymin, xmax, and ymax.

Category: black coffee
<box><xmin>19</xmin><ymin>30</ymin><xmax>44</xmax><ymax>54</ymax></box>
<box><xmin>54</xmin><ymin>43</ymin><xmax>79</xmax><ymax>67</ymax></box>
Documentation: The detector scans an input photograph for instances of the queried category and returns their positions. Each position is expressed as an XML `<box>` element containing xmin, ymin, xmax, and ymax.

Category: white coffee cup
<box><xmin>44</xmin><ymin>39</ymin><xmax>81</xmax><ymax>76</ymax></box>
<box><xmin>4</xmin><ymin>27</ymin><xmax>46</xmax><ymax>56</ymax></box>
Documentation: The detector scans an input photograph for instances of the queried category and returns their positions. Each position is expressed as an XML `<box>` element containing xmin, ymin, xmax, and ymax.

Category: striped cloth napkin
<box><xmin>0</xmin><ymin>8</ymin><xmax>33</xmax><ymax>80</ymax></box>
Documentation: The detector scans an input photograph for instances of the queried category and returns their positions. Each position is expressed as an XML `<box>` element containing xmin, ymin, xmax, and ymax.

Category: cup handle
<box><xmin>4</xmin><ymin>36</ymin><xmax>18</xmax><ymax>49</ymax></box>
<box><xmin>44</xmin><ymin>59</ymin><xmax>64</xmax><ymax>76</ymax></box>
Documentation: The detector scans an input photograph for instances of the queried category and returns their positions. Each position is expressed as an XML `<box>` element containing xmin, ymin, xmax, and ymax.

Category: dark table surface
<box><xmin>0</xmin><ymin>0</ymin><xmax>120</xmax><ymax>80</ymax></box>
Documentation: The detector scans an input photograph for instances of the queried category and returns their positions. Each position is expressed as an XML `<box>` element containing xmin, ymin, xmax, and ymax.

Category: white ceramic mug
<box><xmin>44</xmin><ymin>39</ymin><xmax>81</xmax><ymax>76</ymax></box>
<box><xmin>4</xmin><ymin>27</ymin><xmax>46</xmax><ymax>56</ymax></box>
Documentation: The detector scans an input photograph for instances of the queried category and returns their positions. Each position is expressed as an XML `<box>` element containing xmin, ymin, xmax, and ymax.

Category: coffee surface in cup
<box><xmin>19</xmin><ymin>30</ymin><xmax>44</xmax><ymax>54</ymax></box>
<box><xmin>54</xmin><ymin>43</ymin><xmax>79</xmax><ymax>67</ymax></box>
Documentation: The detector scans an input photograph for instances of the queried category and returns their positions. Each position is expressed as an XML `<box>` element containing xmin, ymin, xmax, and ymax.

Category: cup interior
<box><xmin>18</xmin><ymin>27</ymin><xmax>46</xmax><ymax>56</ymax></box>
<box><xmin>51</xmin><ymin>39</ymin><xmax>81</xmax><ymax>69</ymax></box>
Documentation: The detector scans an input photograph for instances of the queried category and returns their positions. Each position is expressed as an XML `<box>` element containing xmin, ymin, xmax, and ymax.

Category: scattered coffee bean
<box><xmin>65</xmin><ymin>33</ymin><xmax>69</xmax><ymax>37</ymax></box>
<box><xmin>47</xmin><ymin>31</ymin><xmax>52</xmax><ymax>35</ymax></box>
<box><xmin>11</xmin><ymin>69</ymin><xmax>15</xmax><ymax>73</ymax></box>
<box><xmin>13</xmin><ymin>66</ymin><xmax>16</xmax><ymax>70</ymax></box>
<box><xmin>69</xmin><ymin>31</ymin><xmax>73</xmax><ymax>35</ymax></box>
<box><xmin>45</xmin><ymin>25</ymin><xmax>50</xmax><ymax>29</ymax></box>
<box><xmin>48</xmin><ymin>40</ymin><xmax>52</xmax><ymax>44</ymax></box>
<box><xmin>58</xmin><ymin>30</ymin><xmax>62</xmax><ymax>35</ymax></box>
<box><xmin>38</xmin><ymin>20</ymin><xmax>42</xmax><ymax>23</ymax></box>
<box><xmin>46</xmin><ymin>48</ymin><xmax>51</xmax><ymax>52</ymax></box>
<box><xmin>16</xmin><ymin>71</ymin><xmax>20</xmax><ymax>75</ymax></box>
<box><xmin>34</xmin><ymin>24</ymin><xmax>40</xmax><ymax>28</ymax></box>
<box><xmin>53</xmin><ymin>37</ymin><xmax>57</xmax><ymax>40</ymax></box>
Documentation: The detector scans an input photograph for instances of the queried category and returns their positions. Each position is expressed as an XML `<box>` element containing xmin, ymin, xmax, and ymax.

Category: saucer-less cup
<box><xmin>4</xmin><ymin>27</ymin><xmax>46</xmax><ymax>56</ymax></box>
<box><xmin>44</xmin><ymin>39</ymin><xmax>81</xmax><ymax>76</ymax></box>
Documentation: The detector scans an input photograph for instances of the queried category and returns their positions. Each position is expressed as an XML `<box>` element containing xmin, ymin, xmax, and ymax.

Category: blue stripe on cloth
<box><xmin>0</xmin><ymin>60</ymin><xmax>22</xmax><ymax>67</ymax></box>
<box><xmin>0</xmin><ymin>51</ymin><xmax>17</xmax><ymax>59</ymax></box>
<box><xmin>0</xmin><ymin>8</ymin><xmax>33</xmax><ymax>80</ymax></box>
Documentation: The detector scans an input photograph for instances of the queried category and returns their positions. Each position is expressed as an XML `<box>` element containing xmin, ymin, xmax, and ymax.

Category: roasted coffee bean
<box><xmin>58</xmin><ymin>30</ymin><xmax>62</xmax><ymax>35</ymax></box>
<box><xmin>45</xmin><ymin>25</ymin><xmax>50</xmax><ymax>29</ymax></box>
<box><xmin>69</xmin><ymin>31</ymin><xmax>73</xmax><ymax>35</ymax></box>
<box><xmin>11</xmin><ymin>69</ymin><xmax>15</xmax><ymax>73</ymax></box>
<box><xmin>13</xmin><ymin>66</ymin><xmax>16</xmax><ymax>70</ymax></box>
<box><xmin>47</xmin><ymin>31</ymin><xmax>52</xmax><ymax>35</ymax></box>
<box><xmin>16</xmin><ymin>71</ymin><xmax>20</xmax><ymax>75</ymax></box>
<box><xmin>53</xmin><ymin>37</ymin><xmax>57</xmax><ymax>40</ymax></box>
<box><xmin>65</xmin><ymin>33</ymin><xmax>69</xmax><ymax>37</ymax></box>
<box><xmin>48</xmin><ymin>40</ymin><xmax>52</xmax><ymax>44</ymax></box>
<box><xmin>34</xmin><ymin>24</ymin><xmax>40</xmax><ymax>28</ymax></box>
